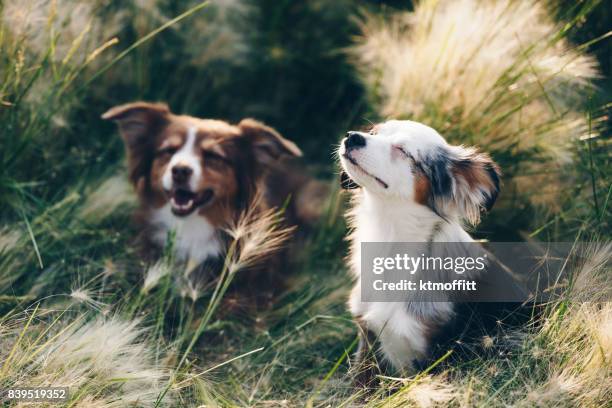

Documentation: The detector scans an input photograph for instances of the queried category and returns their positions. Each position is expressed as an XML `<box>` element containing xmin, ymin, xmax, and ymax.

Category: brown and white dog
<box><xmin>338</xmin><ymin>120</ymin><xmax>505</xmax><ymax>385</ymax></box>
<box><xmin>103</xmin><ymin>102</ymin><xmax>324</xmax><ymax>297</ymax></box>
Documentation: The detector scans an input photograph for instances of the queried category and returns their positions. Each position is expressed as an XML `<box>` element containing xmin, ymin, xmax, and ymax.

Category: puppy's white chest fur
<box><xmin>338</xmin><ymin>119</ymin><xmax>501</xmax><ymax>373</ymax></box>
<box><xmin>151</xmin><ymin>204</ymin><xmax>222</xmax><ymax>264</ymax></box>
<box><xmin>348</xmin><ymin>192</ymin><xmax>473</xmax><ymax>369</ymax></box>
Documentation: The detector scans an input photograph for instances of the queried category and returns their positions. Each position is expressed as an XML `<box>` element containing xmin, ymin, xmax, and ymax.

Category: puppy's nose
<box><xmin>172</xmin><ymin>165</ymin><xmax>193</xmax><ymax>183</ymax></box>
<box><xmin>344</xmin><ymin>132</ymin><xmax>366</xmax><ymax>150</ymax></box>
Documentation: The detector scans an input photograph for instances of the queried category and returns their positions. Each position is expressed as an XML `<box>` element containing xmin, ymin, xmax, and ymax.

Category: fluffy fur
<box><xmin>338</xmin><ymin>120</ymin><xmax>502</xmax><ymax>384</ymax></box>
<box><xmin>103</xmin><ymin>102</ymin><xmax>325</xmax><ymax>291</ymax></box>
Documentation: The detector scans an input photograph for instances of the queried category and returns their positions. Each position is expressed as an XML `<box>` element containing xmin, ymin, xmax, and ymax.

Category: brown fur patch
<box><xmin>452</xmin><ymin>153</ymin><xmax>498</xmax><ymax>192</ymax></box>
<box><xmin>413</xmin><ymin>171</ymin><xmax>431</xmax><ymax>206</ymax></box>
<box><xmin>198</xmin><ymin>199</ymin><xmax>234</xmax><ymax>228</ymax></box>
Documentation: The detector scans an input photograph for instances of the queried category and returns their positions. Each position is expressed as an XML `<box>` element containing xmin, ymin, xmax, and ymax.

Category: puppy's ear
<box><xmin>238</xmin><ymin>118</ymin><xmax>302</xmax><ymax>164</ymax></box>
<box><xmin>102</xmin><ymin>102</ymin><xmax>169</xmax><ymax>146</ymax></box>
<box><xmin>340</xmin><ymin>171</ymin><xmax>359</xmax><ymax>190</ymax></box>
<box><xmin>420</xmin><ymin>146</ymin><xmax>500</xmax><ymax>224</ymax></box>
<box><xmin>451</xmin><ymin>146</ymin><xmax>501</xmax><ymax>214</ymax></box>
<box><xmin>102</xmin><ymin>102</ymin><xmax>170</xmax><ymax>187</ymax></box>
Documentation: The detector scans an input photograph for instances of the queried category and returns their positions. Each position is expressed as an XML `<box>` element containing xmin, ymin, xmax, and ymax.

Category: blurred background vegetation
<box><xmin>1</xmin><ymin>0</ymin><xmax>609</xmax><ymax>238</ymax></box>
<box><xmin>0</xmin><ymin>1</ymin><xmax>610</xmax><ymax>406</ymax></box>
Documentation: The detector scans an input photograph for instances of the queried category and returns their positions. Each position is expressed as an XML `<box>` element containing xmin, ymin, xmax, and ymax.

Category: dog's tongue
<box><xmin>174</xmin><ymin>189</ymin><xmax>194</xmax><ymax>205</ymax></box>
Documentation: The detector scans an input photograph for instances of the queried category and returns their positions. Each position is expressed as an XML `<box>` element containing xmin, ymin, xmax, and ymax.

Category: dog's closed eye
<box><xmin>392</xmin><ymin>145</ymin><xmax>410</xmax><ymax>158</ymax></box>
<box><xmin>202</xmin><ymin>150</ymin><xmax>231</xmax><ymax>166</ymax></box>
<box><xmin>157</xmin><ymin>146</ymin><xmax>178</xmax><ymax>156</ymax></box>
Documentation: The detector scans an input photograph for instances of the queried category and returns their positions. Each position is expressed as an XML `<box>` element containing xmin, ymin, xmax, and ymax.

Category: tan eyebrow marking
<box><xmin>200</xmin><ymin>140</ymin><xmax>227</xmax><ymax>157</ymax></box>
<box><xmin>159</xmin><ymin>135</ymin><xmax>183</xmax><ymax>149</ymax></box>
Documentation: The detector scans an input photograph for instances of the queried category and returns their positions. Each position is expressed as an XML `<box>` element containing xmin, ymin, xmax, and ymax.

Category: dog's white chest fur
<box><xmin>348</xmin><ymin>192</ymin><xmax>473</xmax><ymax>369</ymax></box>
<box><xmin>150</xmin><ymin>204</ymin><xmax>222</xmax><ymax>264</ymax></box>
<box><xmin>338</xmin><ymin>119</ymin><xmax>501</xmax><ymax>373</ymax></box>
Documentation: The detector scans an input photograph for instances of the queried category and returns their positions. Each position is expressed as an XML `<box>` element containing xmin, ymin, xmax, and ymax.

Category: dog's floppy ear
<box><xmin>102</xmin><ymin>102</ymin><xmax>170</xmax><ymax>146</ymax></box>
<box><xmin>102</xmin><ymin>102</ymin><xmax>170</xmax><ymax>187</ymax></box>
<box><xmin>238</xmin><ymin>118</ymin><xmax>302</xmax><ymax>164</ymax></box>
<box><xmin>420</xmin><ymin>146</ymin><xmax>500</xmax><ymax>224</ymax></box>
<box><xmin>340</xmin><ymin>171</ymin><xmax>359</xmax><ymax>190</ymax></box>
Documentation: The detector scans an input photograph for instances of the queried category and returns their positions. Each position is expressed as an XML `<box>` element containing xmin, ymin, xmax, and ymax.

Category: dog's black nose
<box><xmin>172</xmin><ymin>165</ymin><xmax>193</xmax><ymax>183</ymax></box>
<box><xmin>344</xmin><ymin>132</ymin><xmax>366</xmax><ymax>150</ymax></box>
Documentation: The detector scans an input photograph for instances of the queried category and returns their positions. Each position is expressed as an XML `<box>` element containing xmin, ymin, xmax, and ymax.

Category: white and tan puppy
<box><xmin>338</xmin><ymin>120</ymin><xmax>501</xmax><ymax>385</ymax></box>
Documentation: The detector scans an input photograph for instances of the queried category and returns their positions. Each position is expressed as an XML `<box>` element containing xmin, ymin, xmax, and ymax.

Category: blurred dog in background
<box><xmin>103</xmin><ymin>102</ymin><xmax>327</xmax><ymax>306</ymax></box>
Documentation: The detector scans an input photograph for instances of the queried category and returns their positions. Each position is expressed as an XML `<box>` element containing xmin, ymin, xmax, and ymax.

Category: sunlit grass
<box><xmin>0</xmin><ymin>0</ymin><xmax>610</xmax><ymax>406</ymax></box>
<box><xmin>351</xmin><ymin>0</ymin><xmax>610</xmax><ymax>227</ymax></box>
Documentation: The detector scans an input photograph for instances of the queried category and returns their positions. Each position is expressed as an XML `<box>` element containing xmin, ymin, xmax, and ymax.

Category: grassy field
<box><xmin>1</xmin><ymin>0</ymin><xmax>610</xmax><ymax>406</ymax></box>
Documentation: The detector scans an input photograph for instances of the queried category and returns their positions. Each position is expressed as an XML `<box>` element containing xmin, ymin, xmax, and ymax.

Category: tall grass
<box><xmin>1</xmin><ymin>310</ymin><xmax>173</xmax><ymax>407</ymax></box>
<box><xmin>0</xmin><ymin>0</ymin><xmax>610</xmax><ymax>406</ymax></box>
<box><xmin>351</xmin><ymin>0</ymin><xmax>609</xmax><ymax>235</ymax></box>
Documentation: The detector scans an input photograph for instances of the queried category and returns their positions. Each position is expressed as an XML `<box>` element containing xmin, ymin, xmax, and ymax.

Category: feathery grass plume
<box><xmin>142</xmin><ymin>260</ymin><xmax>172</xmax><ymax>294</ymax></box>
<box><xmin>352</xmin><ymin>0</ymin><xmax>601</xmax><ymax>208</ymax></box>
<box><xmin>518</xmin><ymin>373</ymin><xmax>583</xmax><ymax>407</ymax></box>
<box><xmin>102</xmin><ymin>259</ymin><xmax>118</xmax><ymax>278</ymax></box>
<box><xmin>508</xmin><ymin>245</ymin><xmax>611</xmax><ymax>407</ymax></box>
<box><xmin>163</xmin><ymin>196</ymin><xmax>295</xmax><ymax>400</ymax></box>
<box><xmin>0</xmin><ymin>0</ymin><xmax>119</xmax><ymax>123</ymax></box>
<box><xmin>78</xmin><ymin>175</ymin><xmax>136</xmax><ymax>223</ymax></box>
<box><xmin>0</xmin><ymin>226</ymin><xmax>28</xmax><ymax>293</ymax></box>
<box><xmin>1</xmin><ymin>0</ymin><xmax>122</xmax><ymax>65</ymax></box>
<box><xmin>523</xmin><ymin>305</ymin><xmax>612</xmax><ymax>406</ymax></box>
<box><xmin>177</xmin><ymin>275</ymin><xmax>207</xmax><ymax>303</ymax></box>
<box><xmin>570</xmin><ymin>242</ymin><xmax>611</xmax><ymax>302</ymax></box>
<box><xmin>1</xmin><ymin>311</ymin><xmax>173</xmax><ymax>407</ymax></box>
<box><xmin>0</xmin><ymin>226</ymin><xmax>22</xmax><ymax>255</ymax></box>
<box><xmin>395</xmin><ymin>376</ymin><xmax>458</xmax><ymax>407</ymax></box>
<box><xmin>527</xmin><ymin>244</ymin><xmax>612</xmax><ymax>406</ymax></box>
<box><xmin>224</xmin><ymin>194</ymin><xmax>296</xmax><ymax>274</ymax></box>
<box><xmin>70</xmin><ymin>287</ymin><xmax>107</xmax><ymax>311</ymax></box>
<box><xmin>0</xmin><ymin>227</ymin><xmax>25</xmax><ymax>303</ymax></box>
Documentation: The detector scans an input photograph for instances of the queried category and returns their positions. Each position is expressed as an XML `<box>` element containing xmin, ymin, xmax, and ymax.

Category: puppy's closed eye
<box><xmin>157</xmin><ymin>146</ymin><xmax>178</xmax><ymax>156</ymax></box>
<box><xmin>202</xmin><ymin>150</ymin><xmax>231</xmax><ymax>166</ymax></box>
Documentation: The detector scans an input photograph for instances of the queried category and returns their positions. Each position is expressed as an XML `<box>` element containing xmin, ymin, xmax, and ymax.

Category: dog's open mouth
<box><xmin>342</xmin><ymin>153</ymin><xmax>388</xmax><ymax>189</ymax></box>
<box><xmin>170</xmin><ymin>188</ymin><xmax>215</xmax><ymax>216</ymax></box>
